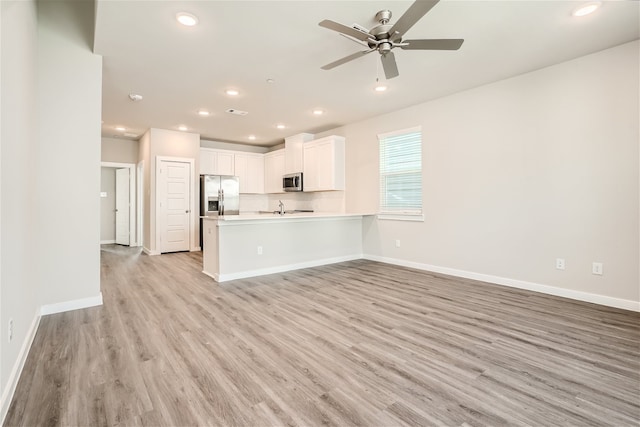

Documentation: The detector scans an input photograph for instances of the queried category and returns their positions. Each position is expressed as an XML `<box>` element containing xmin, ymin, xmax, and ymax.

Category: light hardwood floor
<box><xmin>4</xmin><ymin>245</ymin><xmax>640</xmax><ymax>426</ymax></box>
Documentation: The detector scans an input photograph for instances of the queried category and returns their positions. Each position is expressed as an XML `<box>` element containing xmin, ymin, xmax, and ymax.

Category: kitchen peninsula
<box><xmin>202</xmin><ymin>213</ymin><xmax>367</xmax><ymax>282</ymax></box>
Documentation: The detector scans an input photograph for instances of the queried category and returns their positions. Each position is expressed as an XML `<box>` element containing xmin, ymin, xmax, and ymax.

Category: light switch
<box><xmin>100</xmin><ymin>192</ymin><xmax>108</xmax><ymax>198</ymax></box>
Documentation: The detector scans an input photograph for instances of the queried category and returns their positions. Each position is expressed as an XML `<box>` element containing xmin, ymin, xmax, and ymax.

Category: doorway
<box><xmin>156</xmin><ymin>157</ymin><xmax>195</xmax><ymax>253</ymax></box>
<box><xmin>101</xmin><ymin>162</ymin><xmax>137</xmax><ymax>246</ymax></box>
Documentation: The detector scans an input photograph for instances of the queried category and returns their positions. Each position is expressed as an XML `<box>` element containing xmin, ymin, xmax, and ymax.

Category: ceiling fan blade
<box><xmin>339</xmin><ymin>33</ymin><xmax>369</xmax><ymax>48</ymax></box>
<box><xmin>388</xmin><ymin>0</ymin><xmax>440</xmax><ymax>38</ymax></box>
<box><xmin>321</xmin><ymin>49</ymin><xmax>375</xmax><ymax>70</ymax></box>
<box><xmin>319</xmin><ymin>19</ymin><xmax>370</xmax><ymax>41</ymax></box>
<box><xmin>401</xmin><ymin>39</ymin><xmax>464</xmax><ymax>50</ymax></box>
<box><xmin>381</xmin><ymin>52</ymin><xmax>399</xmax><ymax>79</ymax></box>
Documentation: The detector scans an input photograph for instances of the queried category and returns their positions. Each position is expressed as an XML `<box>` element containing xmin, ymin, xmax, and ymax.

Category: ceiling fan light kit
<box><xmin>319</xmin><ymin>0</ymin><xmax>464</xmax><ymax>80</ymax></box>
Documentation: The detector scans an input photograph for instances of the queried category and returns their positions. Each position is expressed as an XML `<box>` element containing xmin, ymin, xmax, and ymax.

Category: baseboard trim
<box><xmin>215</xmin><ymin>254</ymin><xmax>363</xmax><ymax>283</ymax></box>
<box><xmin>363</xmin><ymin>255</ymin><xmax>640</xmax><ymax>312</ymax></box>
<box><xmin>40</xmin><ymin>292</ymin><xmax>103</xmax><ymax>316</ymax></box>
<box><xmin>100</xmin><ymin>239</ymin><xmax>116</xmax><ymax>244</ymax></box>
<box><xmin>142</xmin><ymin>247</ymin><xmax>160</xmax><ymax>256</ymax></box>
<box><xmin>0</xmin><ymin>309</ymin><xmax>41</xmax><ymax>425</ymax></box>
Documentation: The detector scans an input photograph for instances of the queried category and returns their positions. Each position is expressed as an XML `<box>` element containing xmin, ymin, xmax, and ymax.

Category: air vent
<box><xmin>123</xmin><ymin>132</ymin><xmax>138</xmax><ymax>138</ymax></box>
<box><xmin>225</xmin><ymin>109</ymin><xmax>248</xmax><ymax>116</ymax></box>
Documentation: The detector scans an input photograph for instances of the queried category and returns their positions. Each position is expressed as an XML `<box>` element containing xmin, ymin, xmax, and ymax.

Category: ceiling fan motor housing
<box><xmin>375</xmin><ymin>10</ymin><xmax>392</xmax><ymax>24</ymax></box>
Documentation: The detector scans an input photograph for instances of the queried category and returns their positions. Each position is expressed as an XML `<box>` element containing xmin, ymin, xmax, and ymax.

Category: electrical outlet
<box><xmin>8</xmin><ymin>318</ymin><xmax>13</xmax><ymax>343</ymax></box>
<box><xmin>592</xmin><ymin>262</ymin><xmax>603</xmax><ymax>275</ymax></box>
<box><xmin>395</xmin><ymin>239</ymin><xmax>401</xmax><ymax>248</ymax></box>
<box><xmin>257</xmin><ymin>246</ymin><xmax>263</xmax><ymax>255</ymax></box>
<box><xmin>556</xmin><ymin>258</ymin><xmax>565</xmax><ymax>270</ymax></box>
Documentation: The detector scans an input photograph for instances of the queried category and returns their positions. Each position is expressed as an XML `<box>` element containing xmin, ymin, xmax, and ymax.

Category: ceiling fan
<box><xmin>319</xmin><ymin>0</ymin><xmax>463</xmax><ymax>79</ymax></box>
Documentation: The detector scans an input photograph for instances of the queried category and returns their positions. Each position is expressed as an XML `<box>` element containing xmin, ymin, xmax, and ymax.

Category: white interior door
<box><xmin>115</xmin><ymin>168</ymin><xmax>130</xmax><ymax>245</ymax></box>
<box><xmin>159</xmin><ymin>160</ymin><xmax>191</xmax><ymax>253</ymax></box>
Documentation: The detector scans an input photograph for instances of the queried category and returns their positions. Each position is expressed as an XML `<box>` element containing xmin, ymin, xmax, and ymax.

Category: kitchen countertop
<box><xmin>202</xmin><ymin>212</ymin><xmax>373</xmax><ymax>223</ymax></box>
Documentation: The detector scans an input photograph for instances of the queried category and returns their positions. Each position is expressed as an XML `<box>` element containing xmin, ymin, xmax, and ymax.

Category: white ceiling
<box><xmin>94</xmin><ymin>1</ymin><xmax>639</xmax><ymax>147</ymax></box>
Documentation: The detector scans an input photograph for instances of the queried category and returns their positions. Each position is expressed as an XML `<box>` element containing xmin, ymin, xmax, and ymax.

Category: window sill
<box><xmin>377</xmin><ymin>213</ymin><xmax>424</xmax><ymax>222</ymax></box>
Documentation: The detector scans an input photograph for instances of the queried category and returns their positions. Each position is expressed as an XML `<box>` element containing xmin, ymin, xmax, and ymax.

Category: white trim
<box><xmin>377</xmin><ymin>125</ymin><xmax>422</xmax><ymax>140</ymax></box>
<box><xmin>377</xmin><ymin>214</ymin><xmax>424</xmax><ymax>222</ymax></box>
<box><xmin>100</xmin><ymin>239</ymin><xmax>116</xmax><ymax>244</ymax></box>
<box><xmin>155</xmin><ymin>156</ymin><xmax>196</xmax><ymax>254</ymax></box>
<box><xmin>40</xmin><ymin>292</ymin><xmax>103</xmax><ymax>316</ymax></box>
<box><xmin>191</xmin><ymin>246</ymin><xmax>201</xmax><ymax>252</ymax></box>
<box><xmin>212</xmin><ymin>254</ymin><xmax>363</xmax><ymax>283</ymax></box>
<box><xmin>136</xmin><ymin>160</ymin><xmax>144</xmax><ymax>248</ymax></box>
<box><xmin>0</xmin><ymin>309</ymin><xmax>41</xmax><ymax>425</ymax></box>
<box><xmin>101</xmin><ymin>161</ymin><xmax>137</xmax><ymax>246</ymax></box>
<box><xmin>364</xmin><ymin>254</ymin><xmax>640</xmax><ymax>312</ymax></box>
<box><xmin>142</xmin><ymin>247</ymin><xmax>160</xmax><ymax>256</ymax></box>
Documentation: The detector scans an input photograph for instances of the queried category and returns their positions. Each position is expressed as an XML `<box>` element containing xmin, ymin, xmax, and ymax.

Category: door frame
<box><xmin>155</xmin><ymin>156</ymin><xmax>196</xmax><ymax>254</ymax></box>
<box><xmin>101</xmin><ymin>161</ymin><xmax>137</xmax><ymax>246</ymax></box>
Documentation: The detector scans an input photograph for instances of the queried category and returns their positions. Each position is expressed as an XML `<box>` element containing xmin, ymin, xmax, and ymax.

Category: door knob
<box><xmin>185</xmin><ymin>210</ymin><xmax>190</xmax><ymax>213</ymax></box>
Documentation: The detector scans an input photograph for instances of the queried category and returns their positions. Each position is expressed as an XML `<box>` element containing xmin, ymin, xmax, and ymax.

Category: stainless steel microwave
<box><xmin>283</xmin><ymin>172</ymin><xmax>303</xmax><ymax>192</ymax></box>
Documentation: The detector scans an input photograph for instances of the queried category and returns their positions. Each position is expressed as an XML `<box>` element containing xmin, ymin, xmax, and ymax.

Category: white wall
<box><xmin>201</xmin><ymin>138</ymin><xmax>268</xmax><ymax>154</ymax></box>
<box><xmin>0</xmin><ymin>0</ymin><xmax>39</xmax><ymax>417</ymax></box>
<box><xmin>140</xmin><ymin>128</ymin><xmax>200</xmax><ymax>253</ymax></box>
<box><xmin>100</xmin><ymin>167</ymin><xmax>116</xmax><ymax>242</ymax></box>
<box><xmin>36</xmin><ymin>2</ymin><xmax>102</xmax><ymax>306</ymax></box>
<box><xmin>333</xmin><ymin>41</ymin><xmax>639</xmax><ymax>307</ymax></box>
<box><xmin>102</xmin><ymin>137</ymin><xmax>139</xmax><ymax>163</ymax></box>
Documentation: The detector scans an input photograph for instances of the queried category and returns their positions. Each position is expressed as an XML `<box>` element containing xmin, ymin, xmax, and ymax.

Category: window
<box><xmin>378</xmin><ymin>126</ymin><xmax>423</xmax><ymax>220</ymax></box>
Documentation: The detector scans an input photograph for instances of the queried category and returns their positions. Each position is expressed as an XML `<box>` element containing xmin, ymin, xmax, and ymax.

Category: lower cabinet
<box><xmin>264</xmin><ymin>149</ymin><xmax>285</xmax><ymax>193</ymax></box>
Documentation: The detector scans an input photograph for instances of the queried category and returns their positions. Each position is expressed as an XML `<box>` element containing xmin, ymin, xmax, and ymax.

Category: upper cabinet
<box><xmin>234</xmin><ymin>153</ymin><xmax>264</xmax><ymax>194</ymax></box>
<box><xmin>303</xmin><ymin>136</ymin><xmax>345</xmax><ymax>192</ymax></box>
<box><xmin>284</xmin><ymin>133</ymin><xmax>313</xmax><ymax>174</ymax></box>
<box><xmin>200</xmin><ymin>148</ymin><xmax>235</xmax><ymax>176</ymax></box>
<box><xmin>264</xmin><ymin>149</ymin><xmax>285</xmax><ymax>193</ymax></box>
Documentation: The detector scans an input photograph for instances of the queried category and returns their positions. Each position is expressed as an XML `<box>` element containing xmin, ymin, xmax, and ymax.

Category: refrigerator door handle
<box><xmin>219</xmin><ymin>188</ymin><xmax>224</xmax><ymax>215</ymax></box>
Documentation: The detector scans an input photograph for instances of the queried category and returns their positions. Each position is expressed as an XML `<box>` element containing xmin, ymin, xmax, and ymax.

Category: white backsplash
<box><xmin>240</xmin><ymin>192</ymin><xmax>345</xmax><ymax>213</ymax></box>
<box><xmin>239</xmin><ymin>194</ymin><xmax>269</xmax><ymax>213</ymax></box>
<box><xmin>267</xmin><ymin>191</ymin><xmax>345</xmax><ymax>213</ymax></box>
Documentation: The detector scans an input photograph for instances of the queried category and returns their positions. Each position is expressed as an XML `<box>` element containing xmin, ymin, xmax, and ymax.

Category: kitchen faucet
<box><xmin>278</xmin><ymin>200</ymin><xmax>285</xmax><ymax>215</ymax></box>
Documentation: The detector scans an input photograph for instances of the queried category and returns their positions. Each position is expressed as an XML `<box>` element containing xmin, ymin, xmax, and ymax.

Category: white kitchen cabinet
<box><xmin>303</xmin><ymin>136</ymin><xmax>345</xmax><ymax>192</ymax></box>
<box><xmin>200</xmin><ymin>148</ymin><xmax>235</xmax><ymax>175</ymax></box>
<box><xmin>264</xmin><ymin>149</ymin><xmax>285</xmax><ymax>193</ymax></box>
<box><xmin>234</xmin><ymin>153</ymin><xmax>264</xmax><ymax>194</ymax></box>
<box><xmin>284</xmin><ymin>133</ymin><xmax>313</xmax><ymax>174</ymax></box>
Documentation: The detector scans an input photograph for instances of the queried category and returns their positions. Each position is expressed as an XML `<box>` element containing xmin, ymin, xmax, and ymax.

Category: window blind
<box><xmin>379</xmin><ymin>128</ymin><xmax>422</xmax><ymax>214</ymax></box>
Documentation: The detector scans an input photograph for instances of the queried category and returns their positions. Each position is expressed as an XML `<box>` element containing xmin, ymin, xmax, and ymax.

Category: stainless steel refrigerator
<box><xmin>200</xmin><ymin>174</ymin><xmax>239</xmax><ymax>246</ymax></box>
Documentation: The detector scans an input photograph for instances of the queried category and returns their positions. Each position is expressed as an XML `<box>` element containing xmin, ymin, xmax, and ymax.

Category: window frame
<box><xmin>377</xmin><ymin>126</ymin><xmax>424</xmax><ymax>222</ymax></box>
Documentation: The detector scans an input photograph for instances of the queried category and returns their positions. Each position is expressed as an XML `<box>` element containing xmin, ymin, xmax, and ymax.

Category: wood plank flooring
<box><xmin>4</xmin><ymin>245</ymin><xmax>640</xmax><ymax>426</ymax></box>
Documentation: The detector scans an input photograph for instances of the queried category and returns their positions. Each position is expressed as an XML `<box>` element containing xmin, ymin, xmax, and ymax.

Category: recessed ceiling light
<box><xmin>178</xmin><ymin>125</ymin><xmax>188</xmax><ymax>131</ymax></box>
<box><xmin>128</xmin><ymin>93</ymin><xmax>143</xmax><ymax>102</ymax></box>
<box><xmin>266</xmin><ymin>79</ymin><xmax>275</xmax><ymax>84</ymax></box>
<box><xmin>115</xmin><ymin>126</ymin><xmax>126</xmax><ymax>131</ymax></box>
<box><xmin>176</xmin><ymin>12</ymin><xmax>198</xmax><ymax>26</ymax></box>
<box><xmin>374</xmin><ymin>84</ymin><xmax>388</xmax><ymax>92</ymax></box>
<box><xmin>197</xmin><ymin>109</ymin><xmax>210</xmax><ymax>116</ymax></box>
<box><xmin>225</xmin><ymin>89</ymin><xmax>239</xmax><ymax>96</ymax></box>
<box><xmin>572</xmin><ymin>1</ymin><xmax>601</xmax><ymax>17</ymax></box>
<box><xmin>248</xmin><ymin>135</ymin><xmax>256</xmax><ymax>141</ymax></box>
<box><xmin>312</xmin><ymin>109</ymin><xmax>324</xmax><ymax>116</ymax></box>
<box><xmin>276</xmin><ymin>124</ymin><xmax>286</xmax><ymax>129</ymax></box>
